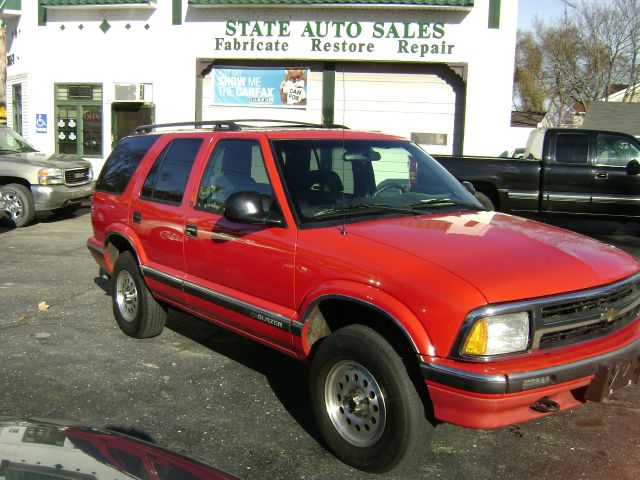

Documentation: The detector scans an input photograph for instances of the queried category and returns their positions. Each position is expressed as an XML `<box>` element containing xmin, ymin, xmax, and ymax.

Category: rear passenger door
<box><xmin>182</xmin><ymin>138</ymin><xmax>297</xmax><ymax>352</ymax></box>
<box><xmin>129</xmin><ymin>136</ymin><xmax>205</xmax><ymax>306</ymax></box>
<box><xmin>541</xmin><ymin>132</ymin><xmax>594</xmax><ymax>214</ymax></box>
<box><xmin>590</xmin><ymin>133</ymin><xmax>640</xmax><ymax>217</ymax></box>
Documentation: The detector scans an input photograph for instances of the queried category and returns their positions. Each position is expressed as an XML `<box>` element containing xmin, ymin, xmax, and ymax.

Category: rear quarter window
<box><xmin>95</xmin><ymin>135</ymin><xmax>160</xmax><ymax>194</ymax></box>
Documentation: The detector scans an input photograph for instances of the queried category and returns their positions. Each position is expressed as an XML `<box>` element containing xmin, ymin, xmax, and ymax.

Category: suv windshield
<box><xmin>272</xmin><ymin>139</ymin><xmax>482</xmax><ymax>224</ymax></box>
<box><xmin>0</xmin><ymin>127</ymin><xmax>38</xmax><ymax>154</ymax></box>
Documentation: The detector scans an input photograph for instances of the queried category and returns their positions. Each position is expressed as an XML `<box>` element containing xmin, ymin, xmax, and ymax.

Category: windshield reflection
<box><xmin>0</xmin><ymin>126</ymin><xmax>39</xmax><ymax>154</ymax></box>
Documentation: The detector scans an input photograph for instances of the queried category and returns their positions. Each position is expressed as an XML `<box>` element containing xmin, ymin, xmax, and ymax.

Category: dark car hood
<box><xmin>0</xmin><ymin>417</ymin><xmax>238</xmax><ymax>480</ymax></box>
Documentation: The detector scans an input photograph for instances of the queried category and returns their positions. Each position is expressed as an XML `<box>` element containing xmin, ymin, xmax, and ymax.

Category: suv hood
<box><xmin>346</xmin><ymin>211</ymin><xmax>638</xmax><ymax>304</ymax></box>
<box><xmin>0</xmin><ymin>151</ymin><xmax>90</xmax><ymax>170</ymax></box>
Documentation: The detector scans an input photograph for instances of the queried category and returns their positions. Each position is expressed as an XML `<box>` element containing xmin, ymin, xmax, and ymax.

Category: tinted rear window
<box><xmin>140</xmin><ymin>138</ymin><xmax>203</xmax><ymax>205</ymax></box>
<box><xmin>95</xmin><ymin>135</ymin><xmax>160</xmax><ymax>194</ymax></box>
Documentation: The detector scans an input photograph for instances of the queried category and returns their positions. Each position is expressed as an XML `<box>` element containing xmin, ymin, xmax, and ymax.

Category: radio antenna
<box><xmin>340</xmin><ymin>63</ymin><xmax>348</xmax><ymax>236</ymax></box>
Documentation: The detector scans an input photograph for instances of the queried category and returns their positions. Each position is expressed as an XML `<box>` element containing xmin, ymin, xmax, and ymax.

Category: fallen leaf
<box><xmin>38</xmin><ymin>301</ymin><xmax>50</xmax><ymax>312</ymax></box>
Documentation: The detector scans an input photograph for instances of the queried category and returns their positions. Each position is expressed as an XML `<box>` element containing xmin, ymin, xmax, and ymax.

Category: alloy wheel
<box><xmin>324</xmin><ymin>360</ymin><xmax>387</xmax><ymax>447</ymax></box>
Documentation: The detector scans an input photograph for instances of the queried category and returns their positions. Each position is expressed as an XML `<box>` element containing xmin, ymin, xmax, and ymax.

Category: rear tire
<box><xmin>310</xmin><ymin>324</ymin><xmax>430</xmax><ymax>473</ymax></box>
<box><xmin>1</xmin><ymin>183</ymin><xmax>36</xmax><ymax>227</ymax></box>
<box><xmin>111</xmin><ymin>251</ymin><xmax>166</xmax><ymax>338</ymax></box>
<box><xmin>475</xmin><ymin>191</ymin><xmax>495</xmax><ymax>210</ymax></box>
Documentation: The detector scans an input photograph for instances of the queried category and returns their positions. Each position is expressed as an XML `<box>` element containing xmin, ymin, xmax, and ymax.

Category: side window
<box><xmin>196</xmin><ymin>139</ymin><xmax>273</xmax><ymax>212</ymax></box>
<box><xmin>554</xmin><ymin>134</ymin><xmax>589</xmax><ymax>164</ymax></box>
<box><xmin>140</xmin><ymin>138</ymin><xmax>203</xmax><ymax>205</ymax></box>
<box><xmin>96</xmin><ymin>135</ymin><xmax>160</xmax><ymax>194</ymax></box>
<box><xmin>596</xmin><ymin>135</ymin><xmax>640</xmax><ymax>167</ymax></box>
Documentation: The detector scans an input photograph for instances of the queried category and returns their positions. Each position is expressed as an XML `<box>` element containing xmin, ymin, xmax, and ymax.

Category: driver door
<box><xmin>182</xmin><ymin>137</ymin><xmax>297</xmax><ymax>352</ymax></box>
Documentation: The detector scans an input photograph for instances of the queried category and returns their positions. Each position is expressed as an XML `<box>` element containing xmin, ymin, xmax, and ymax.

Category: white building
<box><xmin>2</xmin><ymin>0</ymin><xmax>517</xmax><ymax>166</ymax></box>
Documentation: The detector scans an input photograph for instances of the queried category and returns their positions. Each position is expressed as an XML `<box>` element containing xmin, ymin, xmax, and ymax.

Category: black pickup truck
<box><xmin>434</xmin><ymin>128</ymin><xmax>640</xmax><ymax>218</ymax></box>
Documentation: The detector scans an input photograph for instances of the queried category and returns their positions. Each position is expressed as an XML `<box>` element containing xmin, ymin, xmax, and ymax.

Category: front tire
<box><xmin>111</xmin><ymin>251</ymin><xmax>166</xmax><ymax>338</ymax></box>
<box><xmin>310</xmin><ymin>324</ymin><xmax>429</xmax><ymax>473</ymax></box>
<box><xmin>1</xmin><ymin>183</ymin><xmax>36</xmax><ymax>227</ymax></box>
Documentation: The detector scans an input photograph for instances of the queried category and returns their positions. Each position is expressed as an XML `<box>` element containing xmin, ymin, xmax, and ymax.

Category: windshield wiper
<box><xmin>0</xmin><ymin>148</ymin><xmax>21</xmax><ymax>154</ymax></box>
<box><xmin>314</xmin><ymin>202</ymin><xmax>423</xmax><ymax>218</ymax></box>
<box><xmin>409</xmin><ymin>198</ymin><xmax>486</xmax><ymax>211</ymax></box>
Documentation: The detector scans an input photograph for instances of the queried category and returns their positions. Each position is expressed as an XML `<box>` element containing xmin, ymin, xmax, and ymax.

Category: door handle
<box><xmin>594</xmin><ymin>172</ymin><xmax>608</xmax><ymax>179</ymax></box>
<box><xmin>185</xmin><ymin>224</ymin><xmax>198</xmax><ymax>238</ymax></box>
<box><xmin>132</xmin><ymin>211</ymin><xmax>142</xmax><ymax>223</ymax></box>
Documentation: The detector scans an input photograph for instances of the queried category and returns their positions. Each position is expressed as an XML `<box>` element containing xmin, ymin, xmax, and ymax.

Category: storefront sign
<box><xmin>212</xmin><ymin>20</ymin><xmax>457</xmax><ymax>61</ymax></box>
<box><xmin>213</xmin><ymin>67</ymin><xmax>309</xmax><ymax>107</ymax></box>
<box><xmin>68</xmin><ymin>86</ymin><xmax>93</xmax><ymax>99</ymax></box>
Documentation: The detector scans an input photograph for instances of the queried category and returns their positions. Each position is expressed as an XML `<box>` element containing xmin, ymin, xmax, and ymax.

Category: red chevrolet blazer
<box><xmin>88</xmin><ymin>120</ymin><xmax>640</xmax><ymax>473</ymax></box>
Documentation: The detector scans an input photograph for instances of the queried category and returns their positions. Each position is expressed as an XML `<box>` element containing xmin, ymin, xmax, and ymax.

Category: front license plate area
<box><xmin>584</xmin><ymin>354</ymin><xmax>640</xmax><ymax>402</ymax></box>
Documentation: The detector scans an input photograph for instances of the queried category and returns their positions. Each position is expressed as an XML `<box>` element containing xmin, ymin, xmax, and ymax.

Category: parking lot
<box><xmin>0</xmin><ymin>208</ymin><xmax>638</xmax><ymax>479</ymax></box>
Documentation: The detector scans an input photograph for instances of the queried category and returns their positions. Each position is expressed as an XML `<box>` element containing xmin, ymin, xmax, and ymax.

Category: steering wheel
<box><xmin>374</xmin><ymin>183</ymin><xmax>407</xmax><ymax>197</ymax></box>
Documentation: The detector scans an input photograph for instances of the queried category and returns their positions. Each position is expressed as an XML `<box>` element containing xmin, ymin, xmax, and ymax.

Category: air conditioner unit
<box><xmin>114</xmin><ymin>83</ymin><xmax>153</xmax><ymax>103</ymax></box>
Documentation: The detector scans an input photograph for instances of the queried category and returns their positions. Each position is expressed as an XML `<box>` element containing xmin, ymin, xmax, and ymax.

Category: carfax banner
<box><xmin>212</xmin><ymin>67</ymin><xmax>309</xmax><ymax>108</ymax></box>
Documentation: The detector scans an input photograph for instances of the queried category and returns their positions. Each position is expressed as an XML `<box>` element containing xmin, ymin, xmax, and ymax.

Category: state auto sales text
<box><xmin>214</xmin><ymin>20</ymin><xmax>455</xmax><ymax>58</ymax></box>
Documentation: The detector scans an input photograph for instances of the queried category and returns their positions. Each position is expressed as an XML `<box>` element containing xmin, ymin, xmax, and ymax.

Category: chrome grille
<box><xmin>536</xmin><ymin>278</ymin><xmax>640</xmax><ymax>350</ymax></box>
<box><xmin>64</xmin><ymin>167</ymin><xmax>91</xmax><ymax>185</ymax></box>
<box><xmin>541</xmin><ymin>284</ymin><xmax>635</xmax><ymax>321</ymax></box>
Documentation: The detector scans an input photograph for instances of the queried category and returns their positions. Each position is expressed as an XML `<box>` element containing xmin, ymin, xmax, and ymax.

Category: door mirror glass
<box><xmin>223</xmin><ymin>191</ymin><xmax>283</xmax><ymax>226</ymax></box>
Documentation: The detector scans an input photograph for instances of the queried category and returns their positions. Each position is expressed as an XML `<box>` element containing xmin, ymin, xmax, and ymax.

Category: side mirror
<box><xmin>626</xmin><ymin>160</ymin><xmax>640</xmax><ymax>176</ymax></box>
<box><xmin>461</xmin><ymin>181</ymin><xmax>476</xmax><ymax>196</ymax></box>
<box><xmin>223</xmin><ymin>191</ymin><xmax>283</xmax><ymax>227</ymax></box>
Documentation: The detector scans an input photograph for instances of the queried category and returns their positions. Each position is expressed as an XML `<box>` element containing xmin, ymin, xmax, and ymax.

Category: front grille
<box><xmin>539</xmin><ymin>304</ymin><xmax>640</xmax><ymax>349</ymax></box>
<box><xmin>541</xmin><ymin>284</ymin><xmax>635</xmax><ymax>320</ymax></box>
<box><xmin>537</xmin><ymin>278</ymin><xmax>640</xmax><ymax>350</ymax></box>
<box><xmin>64</xmin><ymin>167</ymin><xmax>91</xmax><ymax>185</ymax></box>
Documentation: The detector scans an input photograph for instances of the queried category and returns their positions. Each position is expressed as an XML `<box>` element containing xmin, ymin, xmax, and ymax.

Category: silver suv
<box><xmin>0</xmin><ymin>125</ymin><xmax>94</xmax><ymax>227</ymax></box>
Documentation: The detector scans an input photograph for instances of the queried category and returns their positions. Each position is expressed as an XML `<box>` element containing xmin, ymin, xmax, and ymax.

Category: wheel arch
<box><xmin>298</xmin><ymin>288</ymin><xmax>433</xmax><ymax>364</ymax></box>
<box><xmin>0</xmin><ymin>177</ymin><xmax>32</xmax><ymax>189</ymax></box>
<box><xmin>103</xmin><ymin>228</ymin><xmax>146</xmax><ymax>273</ymax></box>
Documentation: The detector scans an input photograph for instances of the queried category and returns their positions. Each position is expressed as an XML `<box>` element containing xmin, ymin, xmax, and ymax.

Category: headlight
<box><xmin>462</xmin><ymin>312</ymin><xmax>530</xmax><ymax>356</ymax></box>
<box><xmin>38</xmin><ymin>168</ymin><xmax>64</xmax><ymax>185</ymax></box>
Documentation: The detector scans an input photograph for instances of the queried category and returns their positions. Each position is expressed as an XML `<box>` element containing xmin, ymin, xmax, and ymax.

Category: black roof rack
<box><xmin>132</xmin><ymin>119</ymin><xmax>349</xmax><ymax>135</ymax></box>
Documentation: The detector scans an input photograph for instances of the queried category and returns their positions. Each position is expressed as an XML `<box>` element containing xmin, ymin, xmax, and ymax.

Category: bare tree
<box><xmin>513</xmin><ymin>0</ymin><xmax>640</xmax><ymax>125</ymax></box>
<box><xmin>514</xmin><ymin>31</ymin><xmax>547</xmax><ymax>111</ymax></box>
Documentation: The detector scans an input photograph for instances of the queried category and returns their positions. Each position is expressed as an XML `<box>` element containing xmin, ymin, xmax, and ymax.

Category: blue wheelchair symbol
<box><xmin>36</xmin><ymin>114</ymin><xmax>48</xmax><ymax>133</ymax></box>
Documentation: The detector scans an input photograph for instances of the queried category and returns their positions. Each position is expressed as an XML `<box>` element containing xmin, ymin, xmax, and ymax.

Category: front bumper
<box><xmin>31</xmin><ymin>182</ymin><xmax>94</xmax><ymax>211</ymax></box>
<box><xmin>421</xmin><ymin>337</ymin><xmax>640</xmax><ymax>429</ymax></box>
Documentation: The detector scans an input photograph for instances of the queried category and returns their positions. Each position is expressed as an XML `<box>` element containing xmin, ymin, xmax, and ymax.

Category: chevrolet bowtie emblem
<box><xmin>602</xmin><ymin>308</ymin><xmax>618</xmax><ymax>322</ymax></box>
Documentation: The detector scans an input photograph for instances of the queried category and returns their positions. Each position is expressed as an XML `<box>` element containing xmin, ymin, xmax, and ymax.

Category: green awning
<box><xmin>0</xmin><ymin>0</ymin><xmax>21</xmax><ymax>10</ymax></box>
<box><xmin>40</xmin><ymin>0</ymin><xmax>156</xmax><ymax>6</ymax></box>
<box><xmin>189</xmin><ymin>0</ymin><xmax>473</xmax><ymax>6</ymax></box>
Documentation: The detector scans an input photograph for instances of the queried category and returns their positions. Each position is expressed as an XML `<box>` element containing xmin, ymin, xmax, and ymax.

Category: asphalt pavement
<box><xmin>0</xmin><ymin>208</ymin><xmax>638</xmax><ymax>479</ymax></box>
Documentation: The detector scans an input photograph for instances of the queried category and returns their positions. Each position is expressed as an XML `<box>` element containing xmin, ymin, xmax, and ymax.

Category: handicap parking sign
<box><xmin>36</xmin><ymin>114</ymin><xmax>47</xmax><ymax>134</ymax></box>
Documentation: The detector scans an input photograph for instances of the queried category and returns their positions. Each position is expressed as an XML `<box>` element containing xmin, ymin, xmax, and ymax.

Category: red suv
<box><xmin>88</xmin><ymin>120</ymin><xmax>640</xmax><ymax>473</ymax></box>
